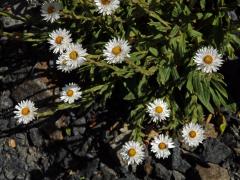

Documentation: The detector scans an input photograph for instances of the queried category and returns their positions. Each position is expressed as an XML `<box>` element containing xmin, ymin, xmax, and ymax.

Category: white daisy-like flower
<box><xmin>56</xmin><ymin>55</ymin><xmax>74</xmax><ymax>73</ymax></box>
<box><xmin>14</xmin><ymin>100</ymin><xmax>38</xmax><ymax>124</ymax></box>
<box><xmin>94</xmin><ymin>0</ymin><xmax>120</xmax><ymax>16</ymax></box>
<box><xmin>193</xmin><ymin>46</ymin><xmax>224</xmax><ymax>73</ymax></box>
<box><xmin>41</xmin><ymin>0</ymin><xmax>62</xmax><ymax>23</ymax></box>
<box><xmin>120</xmin><ymin>141</ymin><xmax>145</xmax><ymax>165</ymax></box>
<box><xmin>182</xmin><ymin>122</ymin><xmax>205</xmax><ymax>147</ymax></box>
<box><xmin>103</xmin><ymin>37</ymin><xmax>131</xmax><ymax>64</ymax></box>
<box><xmin>63</xmin><ymin>43</ymin><xmax>88</xmax><ymax>69</ymax></box>
<box><xmin>147</xmin><ymin>99</ymin><xmax>170</xmax><ymax>123</ymax></box>
<box><xmin>150</xmin><ymin>134</ymin><xmax>175</xmax><ymax>159</ymax></box>
<box><xmin>60</xmin><ymin>83</ymin><xmax>82</xmax><ymax>104</ymax></box>
<box><xmin>48</xmin><ymin>28</ymin><xmax>72</xmax><ymax>54</ymax></box>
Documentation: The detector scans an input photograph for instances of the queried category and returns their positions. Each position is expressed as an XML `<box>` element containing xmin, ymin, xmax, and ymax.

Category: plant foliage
<box><xmin>1</xmin><ymin>0</ymin><xmax>240</xmax><ymax>140</ymax></box>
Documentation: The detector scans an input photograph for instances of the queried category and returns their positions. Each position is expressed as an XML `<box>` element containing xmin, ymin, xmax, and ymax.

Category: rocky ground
<box><xmin>1</xmin><ymin>1</ymin><xmax>240</xmax><ymax>180</ymax></box>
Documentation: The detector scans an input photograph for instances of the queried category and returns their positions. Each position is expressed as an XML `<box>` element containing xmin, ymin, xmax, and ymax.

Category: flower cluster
<box><xmin>120</xmin><ymin>122</ymin><xmax>205</xmax><ymax>165</ymax></box>
<box><xmin>119</xmin><ymin>98</ymin><xmax>205</xmax><ymax>166</ymax></box>
<box><xmin>13</xmin><ymin>0</ymin><xmax>233</xmax><ymax>168</ymax></box>
<box><xmin>41</xmin><ymin>0</ymin><xmax>224</xmax><ymax>74</ymax></box>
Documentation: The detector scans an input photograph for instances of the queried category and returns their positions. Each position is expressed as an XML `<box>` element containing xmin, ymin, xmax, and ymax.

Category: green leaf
<box><xmin>200</xmin><ymin>0</ymin><xmax>206</xmax><ymax>10</ymax></box>
<box><xmin>137</xmin><ymin>75</ymin><xmax>147</xmax><ymax>97</ymax></box>
<box><xmin>149</xmin><ymin>47</ymin><xmax>159</xmax><ymax>57</ymax></box>
<box><xmin>219</xmin><ymin>115</ymin><xmax>227</xmax><ymax>134</ymax></box>
<box><xmin>211</xmin><ymin>80</ymin><xmax>228</xmax><ymax>98</ymax></box>
<box><xmin>130</xmin><ymin>104</ymin><xmax>145</xmax><ymax>119</ymax></box>
<box><xmin>123</xmin><ymin>92</ymin><xmax>135</xmax><ymax>100</ymax></box>
<box><xmin>172</xmin><ymin>3</ymin><xmax>182</xmax><ymax>17</ymax></box>
<box><xmin>149</xmin><ymin>11</ymin><xmax>170</xmax><ymax>27</ymax></box>
<box><xmin>178</xmin><ymin>33</ymin><xmax>187</xmax><ymax>56</ymax></box>
<box><xmin>187</xmin><ymin>23</ymin><xmax>203</xmax><ymax>40</ymax></box>
<box><xmin>158</xmin><ymin>66</ymin><xmax>171</xmax><ymax>85</ymax></box>
<box><xmin>171</xmin><ymin>66</ymin><xmax>180</xmax><ymax>80</ymax></box>
<box><xmin>193</xmin><ymin>73</ymin><xmax>214</xmax><ymax>113</ymax></box>
<box><xmin>123</xmin><ymin>82</ymin><xmax>136</xmax><ymax>100</ymax></box>
<box><xmin>65</xmin><ymin>128</ymin><xmax>71</xmax><ymax>136</ymax></box>
<box><xmin>225</xmin><ymin>103</ymin><xmax>237</xmax><ymax>112</ymax></box>
<box><xmin>186</xmin><ymin>72</ymin><xmax>193</xmax><ymax>93</ymax></box>
<box><xmin>169</xmin><ymin>25</ymin><xmax>180</xmax><ymax>38</ymax></box>
<box><xmin>210</xmin><ymin>87</ymin><xmax>221</xmax><ymax>108</ymax></box>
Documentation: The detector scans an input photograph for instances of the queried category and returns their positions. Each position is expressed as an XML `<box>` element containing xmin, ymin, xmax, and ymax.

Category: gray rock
<box><xmin>0</xmin><ymin>118</ymin><xmax>9</xmax><ymax>130</ymax></box>
<box><xmin>1</xmin><ymin>66</ymin><xmax>32</xmax><ymax>84</ymax></box>
<box><xmin>154</xmin><ymin>163</ymin><xmax>171</xmax><ymax>180</ymax></box>
<box><xmin>0</xmin><ymin>91</ymin><xmax>13</xmax><ymax>110</ymax></box>
<box><xmin>0</xmin><ymin>174</ymin><xmax>5</xmax><ymax>180</ymax></box>
<box><xmin>228</xmin><ymin>10</ymin><xmax>238</xmax><ymax>21</ymax></box>
<box><xmin>15</xmin><ymin>133</ymin><xmax>27</xmax><ymax>146</ymax></box>
<box><xmin>172</xmin><ymin>170</ymin><xmax>185</xmax><ymax>180</ymax></box>
<box><xmin>119</xmin><ymin>173</ymin><xmax>139</xmax><ymax>180</ymax></box>
<box><xmin>80</xmin><ymin>158</ymin><xmax>100</xmax><ymax>179</ymax></box>
<box><xmin>201</xmin><ymin>138</ymin><xmax>232</xmax><ymax>164</ymax></box>
<box><xmin>29</xmin><ymin>128</ymin><xmax>43</xmax><ymax>147</ymax></box>
<box><xmin>15</xmin><ymin>173</ymin><xmax>27</xmax><ymax>180</ymax></box>
<box><xmin>3</xmin><ymin>157</ymin><xmax>26</xmax><ymax>180</ymax></box>
<box><xmin>100</xmin><ymin>163</ymin><xmax>118</xmax><ymax>180</ymax></box>
<box><xmin>12</xmin><ymin>78</ymin><xmax>54</xmax><ymax>102</ymax></box>
<box><xmin>72</xmin><ymin>127</ymin><xmax>86</xmax><ymax>136</ymax></box>
<box><xmin>7</xmin><ymin>117</ymin><xmax>17</xmax><ymax>129</ymax></box>
<box><xmin>79</xmin><ymin>127</ymin><xmax>86</xmax><ymax>134</ymax></box>
<box><xmin>172</xmin><ymin>140</ymin><xmax>191</xmax><ymax>173</ymax></box>
<box><xmin>222</xmin><ymin>133</ymin><xmax>237</xmax><ymax>147</ymax></box>
<box><xmin>196</xmin><ymin>163</ymin><xmax>230</xmax><ymax>180</ymax></box>
<box><xmin>0</xmin><ymin>66</ymin><xmax>8</xmax><ymax>73</ymax></box>
<box><xmin>73</xmin><ymin>116</ymin><xmax>86</xmax><ymax>126</ymax></box>
<box><xmin>0</xmin><ymin>156</ymin><xmax>3</xmax><ymax>173</ymax></box>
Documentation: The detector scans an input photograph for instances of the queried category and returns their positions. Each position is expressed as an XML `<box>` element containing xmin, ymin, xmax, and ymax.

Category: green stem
<box><xmin>37</xmin><ymin>103</ymin><xmax>81</xmax><ymax>118</ymax></box>
<box><xmin>125</xmin><ymin>58</ymin><xmax>157</xmax><ymax>76</ymax></box>
<box><xmin>1</xmin><ymin>31</ymin><xmax>45</xmax><ymax>43</ymax></box>
<box><xmin>0</xmin><ymin>11</ymin><xmax>27</xmax><ymax>22</ymax></box>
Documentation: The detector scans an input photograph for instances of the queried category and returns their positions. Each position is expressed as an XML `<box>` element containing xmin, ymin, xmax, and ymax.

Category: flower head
<box><xmin>14</xmin><ymin>100</ymin><xmax>38</xmax><ymax>124</ymax></box>
<box><xmin>56</xmin><ymin>55</ymin><xmax>74</xmax><ymax>73</ymax></box>
<box><xmin>151</xmin><ymin>134</ymin><xmax>175</xmax><ymax>159</ymax></box>
<box><xmin>182</xmin><ymin>122</ymin><xmax>205</xmax><ymax>147</ymax></box>
<box><xmin>94</xmin><ymin>0</ymin><xmax>120</xmax><ymax>15</ymax></box>
<box><xmin>120</xmin><ymin>141</ymin><xmax>145</xmax><ymax>165</ymax></box>
<box><xmin>41</xmin><ymin>0</ymin><xmax>62</xmax><ymax>23</ymax></box>
<box><xmin>193</xmin><ymin>46</ymin><xmax>223</xmax><ymax>73</ymax></box>
<box><xmin>147</xmin><ymin>99</ymin><xmax>170</xmax><ymax>123</ymax></box>
<box><xmin>103</xmin><ymin>37</ymin><xmax>131</xmax><ymax>64</ymax></box>
<box><xmin>63</xmin><ymin>43</ymin><xmax>88</xmax><ymax>69</ymax></box>
<box><xmin>48</xmin><ymin>28</ymin><xmax>72</xmax><ymax>54</ymax></box>
<box><xmin>60</xmin><ymin>83</ymin><xmax>82</xmax><ymax>104</ymax></box>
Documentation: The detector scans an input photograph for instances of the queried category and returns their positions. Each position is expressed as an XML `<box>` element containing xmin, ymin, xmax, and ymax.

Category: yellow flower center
<box><xmin>112</xmin><ymin>46</ymin><xmax>122</xmax><ymax>56</ymax></box>
<box><xmin>189</xmin><ymin>130</ymin><xmax>197</xmax><ymax>138</ymax></box>
<box><xmin>66</xmin><ymin>89</ymin><xmax>74</xmax><ymax>97</ymax></box>
<box><xmin>21</xmin><ymin>107</ymin><xmax>30</xmax><ymax>116</ymax></box>
<box><xmin>69</xmin><ymin>51</ymin><xmax>78</xmax><ymax>60</ymax></box>
<box><xmin>128</xmin><ymin>148</ymin><xmax>136</xmax><ymax>157</ymax></box>
<box><xmin>155</xmin><ymin>106</ymin><xmax>163</xmax><ymax>113</ymax></box>
<box><xmin>47</xmin><ymin>6</ymin><xmax>55</xmax><ymax>14</ymax></box>
<box><xmin>101</xmin><ymin>0</ymin><xmax>111</xmax><ymax>5</ymax></box>
<box><xmin>203</xmin><ymin>55</ymin><xmax>213</xmax><ymax>64</ymax></box>
<box><xmin>55</xmin><ymin>36</ymin><xmax>63</xmax><ymax>44</ymax></box>
<box><xmin>158</xmin><ymin>142</ymin><xmax>167</xmax><ymax>150</ymax></box>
